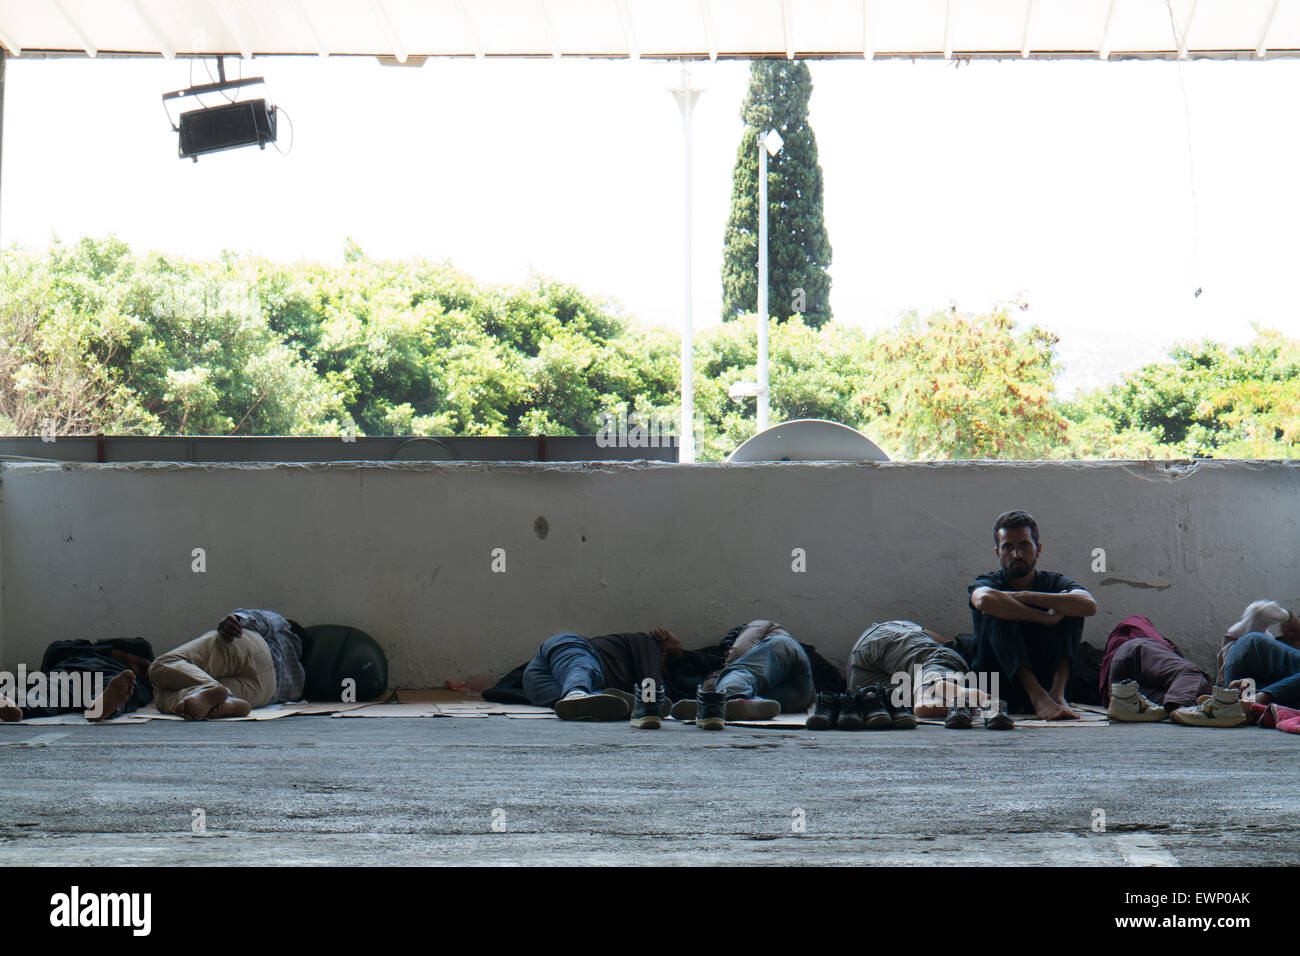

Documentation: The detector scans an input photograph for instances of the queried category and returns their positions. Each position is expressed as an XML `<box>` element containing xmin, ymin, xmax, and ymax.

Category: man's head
<box><xmin>993</xmin><ymin>510</ymin><xmax>1040</xmax><ymax>579</ymax></box>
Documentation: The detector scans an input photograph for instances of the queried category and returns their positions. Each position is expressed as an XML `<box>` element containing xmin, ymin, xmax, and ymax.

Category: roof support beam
<box><xmin>1020</xmin><ymin>0</ymin><xmax>1033</xmax><ymax>58</ymax></box>
<box><xmin>0</xmin><ymin>25</ymin><xmax>21</xmax><ymax>58</ymax></box>
<box><xmin>452</xmin><ymin>0</ymin><xmax>484</xmax><ymax>59</ymax></box>
<box><xmin>1177</xmin><ymin>0</ymin><xmax>1199</xmax><ymax>60</ymax></box>
<box><xmin>289</xmin><ymin>0</ymin><xmax>329</xmax><ymax>57</ymax></box>
<box><xmin>780</xmin><ymin>0</ymin><xmax>795</xmax><ymax>59</ymax></box>
<box><xmin>1098</xmin><ymin>0</ymin><xmax>1117</xmax><ymax>60</ymax></box>
<box><xmin>210</xmin><ymin>0</ymin><xmax>253</xmax><ymax>59</ymax></box>
<box><xmin>615</xmin><ymin>0</ymin><xmax>639</xmax><ymax>60</ymax></box>
<box><xmin>699</xmin><ymin>0</ymin><xmax>717</xmax><ymax>61</ymax></box>
<box><xmin>369</xmin><ymin>0</ymin><xmax>406</xmax><ymax>63</ymax></box>
<box><xmin>127</xmin><ymin>0</ymin><xmax>175</xmax><ymax>59</ymax></box>
<box><xmin>51</xmin><ymin>0</ymin><xmax>97</xmax><ymax>58</ymax></box>
<box><xmin>536</xmin><ymin>0</ymin><xmax>561</xmax><ymax>58</ymax></box>
<box><xmin>1257</xmin><ymin>0</ymin><xmax>1282</xmax><ymax>57</ymax></box>
<box><xmin>943</xmin><ymin>0</ymin><xmax>953</xmax><ymax>59</ymax></box>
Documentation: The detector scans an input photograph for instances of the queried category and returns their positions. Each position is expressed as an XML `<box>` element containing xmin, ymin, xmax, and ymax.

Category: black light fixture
<box><xmin>162</xmin><ymin>57</ymin><xmax>278</xmax><ymax>162</ymax></box>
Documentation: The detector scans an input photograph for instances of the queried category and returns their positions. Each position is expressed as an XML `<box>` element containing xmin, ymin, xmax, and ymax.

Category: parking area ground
<box><xmin>1</xmin><ymin>717</ymin><xmax>1297</xmax><ymax>866</ymax></box>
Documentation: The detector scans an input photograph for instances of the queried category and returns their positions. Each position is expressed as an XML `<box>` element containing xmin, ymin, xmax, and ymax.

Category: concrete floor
<box><xmin>1</xmin><ymin>717</ymin><xmax>1297</xmax><ymax>866</ymax></box>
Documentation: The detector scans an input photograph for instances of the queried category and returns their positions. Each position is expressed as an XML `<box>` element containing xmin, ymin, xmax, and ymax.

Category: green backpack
<box><xmin>300</xmin><ymin>625</ymin><xmax>389</xmax><ymax>701</ymax></box>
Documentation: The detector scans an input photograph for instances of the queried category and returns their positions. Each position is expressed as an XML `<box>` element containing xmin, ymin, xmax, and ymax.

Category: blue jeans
<box><xmin>523</xmin><ymin>633</ymin><xmax>605</xmax><ymax>707</ymax></box>
<box><xmin>715</xmin><ymin>632</ymin><xmax>815</xmax><ymax>712</ymax></box>
<box><xmin>1224</xmin><ymin>632</ymin><xmax>1300</xmax><ymax>707</ymax></box>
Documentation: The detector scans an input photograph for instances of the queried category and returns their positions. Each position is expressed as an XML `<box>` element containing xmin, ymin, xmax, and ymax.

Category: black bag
<box><xmin>300</xmin><ymin>625</ymin><xmax>388</xmax><ymax>701</ymax></box>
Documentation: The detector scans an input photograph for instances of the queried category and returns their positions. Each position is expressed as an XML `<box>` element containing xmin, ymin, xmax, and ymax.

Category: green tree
<box><xmin>861</xmin><ymin>310</ymin><xmax>1068</xmax><ymax>460</ymax></box>
<box><xmin>720</xmin><ymin>60</ymin><xmax>833</xmax><ymax>329</ymax></box>
<box><xmin>1064</xmin><ymin>329</ymin><xmax>1300</xmax><ymax>458</ymax></box>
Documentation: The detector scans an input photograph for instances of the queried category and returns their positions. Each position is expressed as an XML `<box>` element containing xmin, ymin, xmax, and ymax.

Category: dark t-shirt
<box><xmin>588</xmin><ymin>633</ymin><xmax>664</xmax><ymax>691</ymax></box>
<box><xmin>968</xmin><ymin>568</ymin><xmax>1084</xmax><ymax>634</ymax></box>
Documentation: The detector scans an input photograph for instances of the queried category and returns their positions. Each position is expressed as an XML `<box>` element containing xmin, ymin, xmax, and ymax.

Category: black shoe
<box><xmin>694</xmin><ymin>688</ymin><xmax>726</xmax><ymax>730</ymax></box>
<box><xmin>983</xmin><ymin>699</ymin><xmax>1015</xmax><ymax>730</ymax></box>
<box><xmin>806</xmin><ymin>692</ymin><xmax>838</xmax><ymax>730</ymax></box>
<box><xmin>879</xmin><ymin>684</ymin><xmax>918</xmax><ymax>729</ymax></box>
<box><xmin>944</xmin><ymin>705</ymin><xmax>974</xmax><ymax>729</ymax></box>
<box><xmin>857</xmin><ymin>686</ymin><xmax>892</xmax><ymax>729</ymax></box>
<box><xmin>834</xmin><ymin>692</ymin><xmax>864</xmax><ymax>730</ymax></box>
<box><xmin>630</xmin><ymin>684</ymin><xmax>665</xmax><ymax>729</ymax></box>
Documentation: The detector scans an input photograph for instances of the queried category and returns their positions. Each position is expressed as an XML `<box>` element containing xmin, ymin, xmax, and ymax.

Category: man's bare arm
<box><xmin>970</xmin><ymin>587</ymin><xmax>1062</xmax><ymax>625</ymax></box>
<box><xmin>1010</xmin><ymin>589</ymin><xmax>1098</xmax><ymax>618</ymax></box>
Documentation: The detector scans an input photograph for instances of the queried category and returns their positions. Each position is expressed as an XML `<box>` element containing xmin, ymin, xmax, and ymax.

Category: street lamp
<box><xmin>756</xmin><ymin>127</ymin><xmax>783</xmax><ymax>432</ymax></box>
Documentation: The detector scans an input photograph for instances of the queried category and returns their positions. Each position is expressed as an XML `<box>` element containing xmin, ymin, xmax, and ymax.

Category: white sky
<box><xmin>4</xmin><ymin>52</ymin><xmax>1298</xmax><ymax>394</ymax></box>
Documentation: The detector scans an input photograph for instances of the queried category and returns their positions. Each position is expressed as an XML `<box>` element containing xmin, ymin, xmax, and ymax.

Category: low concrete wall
<box><xmin>1</xmin><ymin>459</ymin><xmax>1296</xmax><ymax>686</ymax></box>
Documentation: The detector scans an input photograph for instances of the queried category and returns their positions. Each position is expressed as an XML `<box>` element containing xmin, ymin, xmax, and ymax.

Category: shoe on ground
<box><xmin>944</xmin><ymin>705</ymin><xmax>973</xmax><ymax>729</ymax></box>
<box><xmin>555</xmin><ymin>690</ymin><xmax>631</xmax><ymax>721</ymax></box>
<box><xmin>982</xmin><ymin>699</ymin><xmax>1015</xmax><ymax>730</ymax></box>
<box><xmin>1169</xmin><ymin>686</ymin><xmax>1246</xmax><ymax>727</ymax></box>
<box><xmin>603</xmin><ymin>687</ymin><xmax>635</xmax><ymax>708</ymax></box>
<box><xmin>856</xmin><ymin>686</ymin><xmax>892</xmax><ymax>729</ymax></box>
<box><xmin>694</xmin><ymin>689</ymin><xmax>727</xmax><ymax>730</ymax></box>
<box><xmin>630</xmin><ymin>683</ymin><xmax>665</xmax><ymax>729</ymax></box>
<box><xmin>1107</xmin><ymin>680</ymin><xmax>1167</xmax><ymax>722</ymax></box>
<box><xmin>834</xmin><ymin>692</ymin><xmax>864</xmax><ymax>730</ymax></box>
<box><xmin>724</xmin><ymin>697</ymin><xmax>780</xmax><ymax>721</ymax></box>
<box><xmin>879</xmin><ymin>683</ymin><xmax>917</xmax><ymax>729</ymax></box>
<box><xmin>806</xmin><ymin>692</ymin><xmax>838</xmax><ymax>730</ymax></box>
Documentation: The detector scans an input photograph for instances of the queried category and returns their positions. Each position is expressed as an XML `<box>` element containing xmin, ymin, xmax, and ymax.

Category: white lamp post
<box><xmin>756</xmin><ymin>127</ymin><xmax>783</xmax><ymax>432</ymax></box>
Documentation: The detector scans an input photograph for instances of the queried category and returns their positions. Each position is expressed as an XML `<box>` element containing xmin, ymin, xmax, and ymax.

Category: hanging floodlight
<box><xmin>162</xmin><ymin>57</ymin><xmax>278</xmax><ymax>162</ymax></box>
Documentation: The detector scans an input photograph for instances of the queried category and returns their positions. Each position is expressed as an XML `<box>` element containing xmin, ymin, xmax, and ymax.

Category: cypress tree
<box><xmin>721</xmin><ymin>59</ymin><xmax>833</xmax><ymax>329</ymax></box>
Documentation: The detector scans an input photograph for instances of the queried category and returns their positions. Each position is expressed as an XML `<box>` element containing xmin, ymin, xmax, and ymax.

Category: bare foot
<box><xmin>0</xmin><ymin>693</ymin><xmax>20</xmax><ymax>722</ymax></box>
<box><xmin>178</xmin><ymin>685</ymin><xmax>230</xmax><ymax>720</ymax></box>
<box><xmin>207</xmin><ymin>696</ymin><xmax>251</xmax><ymax>719</ymax></box>
<box><xmin>1032</xmin><ymin>693</ymin><xmax>1078</xmax><ymax>720</ymax></box>
<box><xmin>86</xmin><ymin>670</ymin><xmax>135</xmax><ymax>722</ymax></box>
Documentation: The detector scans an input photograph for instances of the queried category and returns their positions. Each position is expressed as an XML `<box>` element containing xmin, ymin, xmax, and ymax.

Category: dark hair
<box><xmin>993</xmin><ymin>510</ymin><xmax>1039</xmax><ymax>546</ymax></box>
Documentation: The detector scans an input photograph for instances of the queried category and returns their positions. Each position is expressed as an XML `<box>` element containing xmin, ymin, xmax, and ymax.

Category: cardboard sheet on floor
<box><xmin>332</xmin><ymin>702</ymin><xmax>444</xmax><ymax>718</ymax></box>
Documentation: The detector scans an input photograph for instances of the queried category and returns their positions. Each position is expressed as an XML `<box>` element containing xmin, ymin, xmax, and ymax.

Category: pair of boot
<box><xmin>944</xmin><ymin>699</ymin><xmax>1014</xmax><ymax>730</ymax></box>
<box><xmin>668</xmin><ymin>688</ymin><xmax>782</xmax><ymax>729</ymax></box>
<box><xmin>806</xmin><ymin>686</ymin><xmax>916</xmax><ymax>730</ymax></box>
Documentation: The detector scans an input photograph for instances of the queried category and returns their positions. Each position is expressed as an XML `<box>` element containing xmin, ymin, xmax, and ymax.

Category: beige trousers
<box><xmin>149</xmin><ymin>629</ymin><xmax>276</xmax><ymax>714</ymax></box>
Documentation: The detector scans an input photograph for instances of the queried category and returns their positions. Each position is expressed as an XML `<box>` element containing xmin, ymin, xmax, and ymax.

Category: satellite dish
<box><xmin>726</xmin><ymin>419</ymin><xmax>890</xmax><ymax>463</ymax></box>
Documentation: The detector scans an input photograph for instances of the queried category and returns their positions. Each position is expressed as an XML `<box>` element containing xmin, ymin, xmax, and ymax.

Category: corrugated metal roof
<box><xmin>0</xmin><ymin>0</ymin><xmax>1296</xmax><ymax>62</ymax></box>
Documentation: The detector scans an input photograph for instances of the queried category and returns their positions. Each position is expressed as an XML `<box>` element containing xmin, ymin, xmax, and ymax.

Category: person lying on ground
<box><xmin>1100</xmin><ymin>615</ymin><xmax>1213</xmax><ymax>721</ymax></box>
<box><xmin>522</xmin><ymin>628</ymin><xmax>683</xmax><ymax>722</ymax></box>
<box><xmin>817</xmin><ymin>619</ymin><xmax>1010</xmax><ymax>730</ymax></box>
<box><xmin>0</xmin><ymin>638</ymin><xmax>154</xmax><ymax>723</ymax></box>
<box><xmin>669</xmin><ymin>620</ymin><xmax>815</xmax><ymax>729</ymax></box>
<box><xmin>968</xmin><ymin>510</ymin><xmax>1097</xmax><ymax>721</ymax></box>
<box><xmin>148</xmin><ymin>609</ymin><xmax>307</xmax><ymax>720</ymax></box>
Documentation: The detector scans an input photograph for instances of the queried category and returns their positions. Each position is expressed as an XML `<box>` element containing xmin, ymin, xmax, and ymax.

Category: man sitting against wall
<box><xmin>149</xmin><ymin>609</ymin><xmax>306</xmax><ymax>720</ymax></box>
<box><xmin>968</xmin><ymin>510</ymin><xmax>1097</xmax><ymax>721</ymax></box>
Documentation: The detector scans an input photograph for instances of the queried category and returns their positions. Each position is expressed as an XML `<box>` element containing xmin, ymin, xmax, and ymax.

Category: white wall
<box><xmin>2</xmin><ymin>459</ymin><xmax>1296</xmax><ymax>685</ymax></box>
